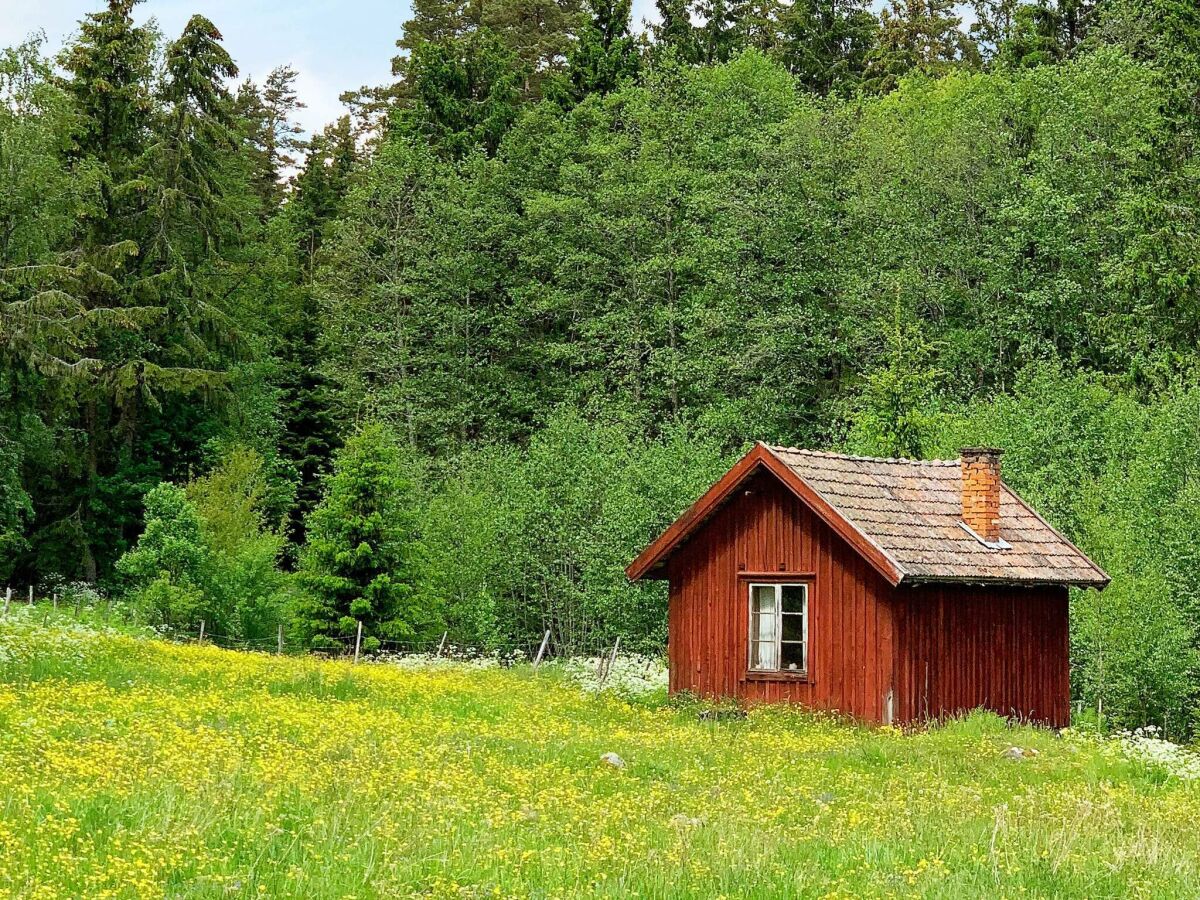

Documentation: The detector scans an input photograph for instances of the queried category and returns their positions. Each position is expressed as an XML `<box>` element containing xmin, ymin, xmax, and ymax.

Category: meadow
<box><xmin>1</xmin><ymin>611</ymin><xmax>1199</xmax><ymax>898</ymax></box>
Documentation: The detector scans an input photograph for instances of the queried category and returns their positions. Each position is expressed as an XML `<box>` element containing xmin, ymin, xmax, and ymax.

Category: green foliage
<box><xmin>295</xmin><ymin>422</ymin><xmax>428</xmax><ymax>650</ymax></box>
<box><xmin>7</xmin><ymin>0</ymin><xmax>1200</xmax><ymax>736</ymax></box>
<box><xmin>845</xmin><ymin>308</ymin><xmax>943</xmax><ymax>458</ymax></box>
<box><xmin>116</xmin><ymin>483</ymin><xmax>209</xmax><ymax>629</ymax></box>
<box><xmin>420</xmin><ymin>410</ymin><xmax>731</xmax><ymax>652</ymax></box>
<box><xmin>116</xmin><ymin>447</ymin><xmax>289</xmax><ymax>640</ymax></box>
<box><xmin>562</xmin><ymin>0</ymin><xmax>640</xmax><ymax>101</ymax></box>
<box><xmin>0</xmin><ymin>426</ymin><xmax>31</xmax><ymax>581</ymax></box>
<box><xmin>400</xmin><ymin>30</ymin><xmax>526</xmax><ymax>159</ymax></box>
<box><xmin>926</xmin><ymin>364</ymin><xmax>1200</xmax><ymax>736</ymax></box>
<box><xmin>776</xmin><ymin>0</ymin><xmax>879</xmax><ymax>95</ymax></box>
<box><xmin>866</xmin><ymin>0</ymin><xmax>978</xmax><ymax>92</ymax></box>
<box><xmin>236</xmin><ymin>65</ymin><xmax>306</xmax><ymax>215</ymax></box>
<box><xmin>1</xmin><ymin>1</ymin><xmax>266</xmax><ymax>584</ymax></box>
<box><xmin>187</xmin><ymin>446</ymin><xmax>289</xmax><ymax>642</ymax></box>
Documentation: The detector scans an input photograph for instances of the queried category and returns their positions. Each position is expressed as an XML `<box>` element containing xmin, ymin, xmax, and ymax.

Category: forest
<box><xmin>2</xmin><ymin>0</ymin><xmax>1200</xmax><ymax>734</ymax></box>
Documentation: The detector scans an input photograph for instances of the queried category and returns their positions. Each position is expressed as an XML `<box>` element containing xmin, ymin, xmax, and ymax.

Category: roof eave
<box><xmin>997</xmin><ymin>484</ymin><xmax>1111</xmax><ymax>589</ymax></box>
<box><xmin>625</xmin><ymin>444</ymin><xmax>767</xmax><ymax>582</ymax></box>
<box><xmin>899</xmin><ymin>574</ymin><xmax>1111</xmax><ymax>590</ymax></box>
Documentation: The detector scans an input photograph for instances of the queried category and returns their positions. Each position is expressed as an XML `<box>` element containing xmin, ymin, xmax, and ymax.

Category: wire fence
<box><xmin>1</xmin><ymin>586</ymin><xmax>658</xmax><ymax>683</ymax></box>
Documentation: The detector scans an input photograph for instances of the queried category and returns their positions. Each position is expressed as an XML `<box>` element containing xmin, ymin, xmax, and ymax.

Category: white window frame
<box><xmin>747</xmin><ymin>582</ymin><xmax>808</xmax><ymax>675</ymax></box>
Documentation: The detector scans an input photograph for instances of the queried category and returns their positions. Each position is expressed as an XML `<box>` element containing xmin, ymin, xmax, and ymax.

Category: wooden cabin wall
<box><xmin>665</xmin><ymin>470</ymin><xmax>897</xmax><ymax>721</ymax></box>
<box><xmin>894</xmin><ymin>583</ymin><xmax>1070</xmax><ymax>727</ymax></box>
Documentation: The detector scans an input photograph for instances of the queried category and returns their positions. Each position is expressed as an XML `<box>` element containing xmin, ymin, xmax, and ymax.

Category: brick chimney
<box><xmin>960</xmin><ymin>447</ymin><xmax>1003</xmax><ymax>542</ymax></box>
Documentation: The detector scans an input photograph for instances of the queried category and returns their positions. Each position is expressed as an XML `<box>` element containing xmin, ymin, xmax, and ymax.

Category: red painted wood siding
<box><xmin>894</xmin><ymin>583</ymin><xmax>1070</xmax><ymax>727</ymax></box>
<box><xmin>666</xmin><ymin>470</ymin><xmax>897</xmax><ymax>721</ymax></box>
<box><xmin>663</xmin><ymin>469</ymin><xmax>1072</xmax><ymax>725</ymax></box>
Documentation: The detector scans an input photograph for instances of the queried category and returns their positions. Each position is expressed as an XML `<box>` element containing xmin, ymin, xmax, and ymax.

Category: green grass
<box><xmin>0</xmin><ymin>611</ymin><xmax>1196</xmax><ymax>898</ymax></box>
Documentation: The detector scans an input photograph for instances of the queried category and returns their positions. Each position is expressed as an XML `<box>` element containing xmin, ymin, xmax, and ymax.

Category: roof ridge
<box><xmin>760</xmin><ymin>443</ymin><xmax>960</xmax><ymax>467</ymax></box>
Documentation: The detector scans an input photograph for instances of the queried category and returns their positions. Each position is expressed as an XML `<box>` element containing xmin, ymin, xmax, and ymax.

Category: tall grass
<box><xmin>0</xmin><ymin>610</ymin><xmax>1197</xmax><ymax>898</ymax></box>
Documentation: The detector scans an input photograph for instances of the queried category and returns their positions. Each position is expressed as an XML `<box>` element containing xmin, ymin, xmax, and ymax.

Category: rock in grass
<box><xmin>1002</xmin><ymin>746</ymin><xmax>1025</xmax><ymax>760</ymax></box>
<box><xmin>698</xmin><ymin>707</ymin><xmax>747</xmax><ymax>722</ymax></box>
<box><xmin>600</xmin><ymin>751</ymin><xmax>626</xmax><ymax>769</ymax></box>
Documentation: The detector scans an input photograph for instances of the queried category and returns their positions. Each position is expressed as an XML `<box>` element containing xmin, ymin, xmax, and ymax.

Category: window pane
<box><xmin>751</xmin><ymin>640</ymin><xmax>777</xmax><ymax>670</ymax></box>
<box><xmin>755</xmin><ymin>612</ymin><xmax>776</xmax><ymax>641</ymax></box>
<box><xmin>781</xmin><ymin>584</ymin><xmax>807</xmax><ymax>613</ymax></box>
<box><xmin>782</xmin><ymin>614</ymin><xmax>805</xmax><ymax>642</ymax></box>
<box><xmin>751</xmin><ymin>585</ymin><xmax>777</xmax><ymax>615</ymax></box>
<box><xmin>781</xmin><ymin>642</ymin><xmax>806</xmax><ymax>671</ymax></box>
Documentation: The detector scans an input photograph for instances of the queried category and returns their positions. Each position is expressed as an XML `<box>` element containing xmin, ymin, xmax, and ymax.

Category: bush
<box><xmin>118</xmin><ymin>448</ymin><xmax>291</xmax><ymax>642</ymax></box>
<box><xmin>187</xmin><ymin>446</ymin><xmax>290</xmax><ymax>643</ymax></box>
<box><xmin>116</xmin><ymin>484</ymin><xmax>211</xmax><ymax>631</ymax></box>
<box><xmin>419</xmin><ymin>410</ymin><xmax>731</xmax><ymax>654</ymax></box>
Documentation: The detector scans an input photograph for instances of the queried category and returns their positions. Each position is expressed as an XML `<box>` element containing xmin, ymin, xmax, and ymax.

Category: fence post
<box><xmin>3</xmin><ymin>587</ymin><xmax>10</xmax><ymax>616</ymax></box>
<box><xmin>74</xmin><ymin>595</ymin><xmax>81</xmax><ymax>618</ymax></box>
<box><xmin>277</xmin><ymin>623</ymin><xmax>284</xmax><ymax>655</ymax></box>
<box><xmin>198</xmin><ymin>620</ymin><xmax>205</xmax><ymax>644</ymax></box>
<box><xmin>436</xmin><ymin>631</ymin><xmax>448</xmax><ymax>658</ymax></box>
<box><xmin>533</xmin><ymin>630</ymin><xmax>551</xmax><ymax>671</ymax></box>
<box><xmin>598</xmin><ymin>637</ymin><xmax>621</xmax><ymax>688</ymax></box>
<box><xmin>353</xmin><ymin>620</ymin><xmax>363</xmax><ymax>664</ymax></box>
<box><xmin>52</xmin><ymin>591</ymin><xmax>58</xmax><ymax>609</ymax></box>
<box><xmin>27</xmin><ymin>585</ymin><xmax>33</xmax><ymax>606</ymax></box>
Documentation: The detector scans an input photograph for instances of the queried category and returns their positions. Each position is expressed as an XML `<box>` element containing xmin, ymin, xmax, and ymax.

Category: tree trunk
<box><xmin>80</xmin><ymin>397</ymin><xmax>100</xmax><ymax>583</ymax></box>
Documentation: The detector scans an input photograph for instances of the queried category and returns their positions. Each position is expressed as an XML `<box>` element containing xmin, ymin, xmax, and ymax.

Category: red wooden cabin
<box><xmin>627</xmin><ymin>444</ymin><xmax>1108</xmax><ymax>726</ymax></box>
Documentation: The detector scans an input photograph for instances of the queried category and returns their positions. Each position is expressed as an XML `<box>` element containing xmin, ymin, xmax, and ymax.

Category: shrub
<box><xmin>419</xmin><ymin>410</ymin><xmax>731</xmax><ymax>653</ymax></box>
<box><xmin>116</xmin><ymin>484</ymin><xmax>211</xmax><ymax>631</ymax></box>
<box><xmin>187</xmin><ymin>446</ymin><xmax>290</xmax><ymax>644</ymax></box>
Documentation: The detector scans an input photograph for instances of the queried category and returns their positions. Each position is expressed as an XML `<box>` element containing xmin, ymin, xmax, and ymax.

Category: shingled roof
<box><xmin>627</xmin><ymin>443</ymin><xmax>1109</xmax><ymax>588</ymax></box>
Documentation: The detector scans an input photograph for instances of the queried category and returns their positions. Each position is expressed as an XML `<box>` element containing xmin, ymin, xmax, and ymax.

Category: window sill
<box><xmin>743</xmin><ymin>670</ymin><xmax>809</xmax><ymax>683</ymax></box>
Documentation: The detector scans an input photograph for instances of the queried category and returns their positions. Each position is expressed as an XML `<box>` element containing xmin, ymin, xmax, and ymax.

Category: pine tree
<box><xmin>294</xmin><ymin>421</ymin><xmax>428</xmax><ymax>651</ymax></box>
<box><xmin>776</xmin><ymin>0</ymin><xmax>879</xmax><ymax>95</ymax></box>
<box><xmin>478</xmin><ymin>0</ymin><xmax>586</xmax><ymax>99</ymax></box>
<box><xmin>737</xmin><ymin>0</ymin><xmax>786</xmax><ymax>54</ymax></box>
<box><xmin>566</xmin><ymin>0</ymin><xmax>641</xmax><ymax>99</ymax></box>
<box><xmin>864</xmin><ymin>0</ymin><xmax>979</xmax><ymax>92</ymax></box>
<box><xmin>237</xmin><ymin>65</ymin><xmax>306</xmax><ymax>214</ymax></box>
<box><xmin>969</xmin><ymin>0</ymin><xmax>1024</xmax><ymax>61</ymax></box>
<box><xmin>0</xmin><ymin>3</ymin><xmax>248</xmax><ymax>580</ymax></box>
<box><xmin>652</xmin><ymin>0</ymin><xmax>701</xmax><ymax>64</ymax></box>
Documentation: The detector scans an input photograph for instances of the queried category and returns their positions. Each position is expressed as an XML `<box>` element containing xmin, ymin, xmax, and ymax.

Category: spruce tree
<box><xmin>864</xmin><ymin>0</ymin><xmax>979</xmax><ymax>92</ymax></box>
<box><xmin>695</xmin><ymin>0</ymin><xmax>745</xmax><ymax>63</ymax></box>
<box><xmin>0</xmin><ymin>3</ymin><xmax>248</xmax><ymax>580</ymax></box>
<box><xmin>401</xmin><ymin>30</ymin><xmax>525</xmax><ymax>159</ymax></box>
<box><xmin>294</xmin><ymin>421</ymin><xmax>427</xmax><ymax>651</ymax></box>
<box><xmin>653</xmin><ymin>0</ymin><xmax>701</xmax><ymax>63</ymax></box>
<box><xmin>276</xmin><ymin>119</ymin><xmax>356</xmax><ymax>552</ymax></box>
<box><xmin>566</xmin><ymin>0</ymin><xmax>641</xmax><ymax>100</ymax></box>
<box><xmin>777</xmin><ymin>0</ymin><xmax>879</xmax><ymax>95</ymax></box>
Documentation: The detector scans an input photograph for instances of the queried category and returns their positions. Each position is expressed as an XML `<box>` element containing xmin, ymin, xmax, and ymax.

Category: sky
<box><xmin>0</xmin><ymin>0</ymin><xmax>660</xmax><ymax>136</ymax></box>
